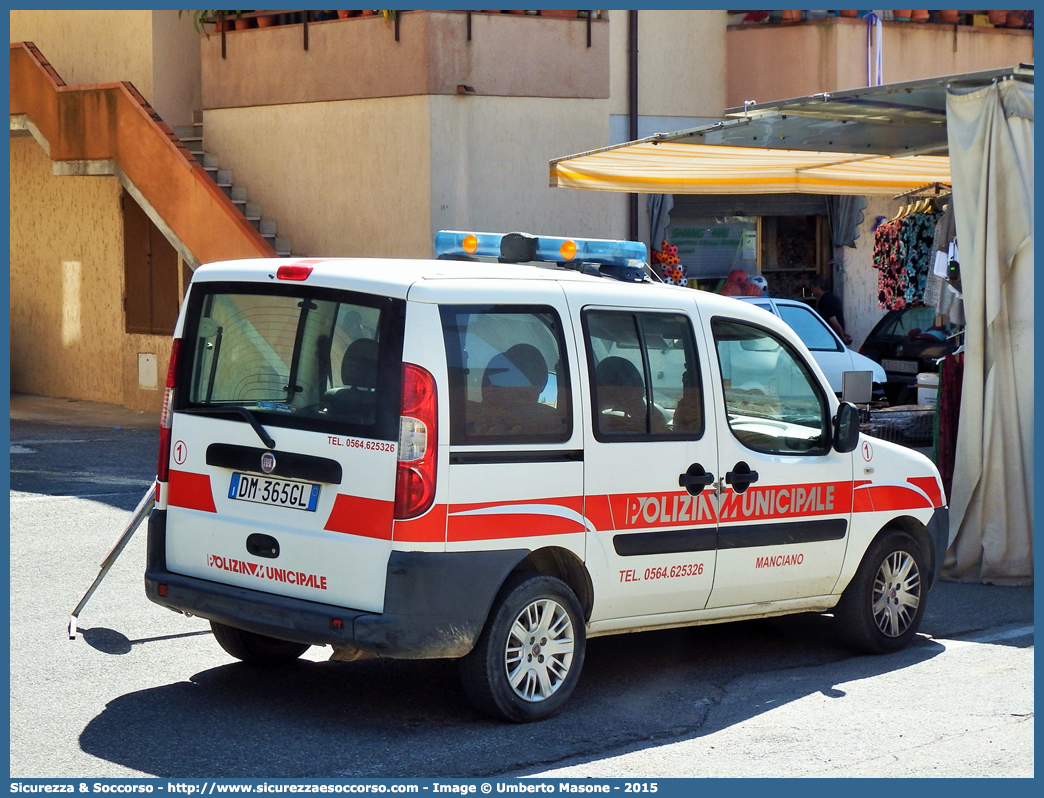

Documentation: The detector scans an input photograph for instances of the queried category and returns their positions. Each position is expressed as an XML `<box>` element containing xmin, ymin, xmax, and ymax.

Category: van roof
<box><xmin>191</xmin><ymin>256</ymin><xmax>644</xmax><ymax>299</ymax></box>
<box><xmin>188</xmin><ymin>256</ymin><xmax>774</xmax><ymax>320</ymax></box>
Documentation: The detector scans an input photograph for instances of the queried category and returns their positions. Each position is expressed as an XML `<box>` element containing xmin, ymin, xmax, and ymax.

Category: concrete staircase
<box><xmin>174</xmin><ymin>111</ymin><xmax>294</xmax><ymax>258</ymax></box>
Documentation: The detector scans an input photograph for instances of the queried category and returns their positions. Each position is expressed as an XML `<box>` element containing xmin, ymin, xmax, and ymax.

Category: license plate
<box><xmin>882</xmin><ymin>358</ymin><xmax>919</xmax><ymax>374</ymax></box>
<box><xmin>228</xmin><ymin>473</ymin><xmax>320</xmax><ymax>512</ymax></box>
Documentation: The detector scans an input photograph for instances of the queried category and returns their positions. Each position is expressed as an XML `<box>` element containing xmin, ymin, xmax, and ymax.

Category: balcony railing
<box><xmin>200</xmin><ymin>10</ymin><xmax>610</xmax><ymax>108</ymax></box>
<box><xmin>727</xmin><ymin>10</ymin><xmax>1032</xmax><ymax>29</ymax></box>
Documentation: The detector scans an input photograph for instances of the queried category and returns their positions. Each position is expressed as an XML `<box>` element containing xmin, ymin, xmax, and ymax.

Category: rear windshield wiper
<box><xmin>180</xmin><ymin>405</ymin><xmax>277</xmax><ymax>449</ymax></box>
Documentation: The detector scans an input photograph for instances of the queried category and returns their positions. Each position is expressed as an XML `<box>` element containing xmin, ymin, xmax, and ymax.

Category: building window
<box><xmin>122</xmin><ymin>191</ymin><xmax>180</xmax><ymax>335</ymax></box>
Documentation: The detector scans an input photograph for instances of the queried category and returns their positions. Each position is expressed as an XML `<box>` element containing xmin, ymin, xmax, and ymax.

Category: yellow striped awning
<box><xmin>550</xmin><ymin>142</ymin><xmax>951</xmax><ymax>196</ymax></box>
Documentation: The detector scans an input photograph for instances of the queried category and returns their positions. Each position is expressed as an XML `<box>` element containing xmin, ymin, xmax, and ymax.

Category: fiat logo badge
<box><xmin>260</xmin><ymin>452</ymin><xmax>276</xmax><ymax>474</ymax></box>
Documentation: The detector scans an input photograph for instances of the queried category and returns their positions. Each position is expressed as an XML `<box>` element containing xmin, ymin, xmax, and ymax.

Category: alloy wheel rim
<box><xmin>504</xmin><ymin>598</ymin><xmax>575</xmax><ymax>702</ymax></box>
<box><xmin>872</xmin><ymin>550</ymin><xmax>921</xmax><ymax>637</ymax></box>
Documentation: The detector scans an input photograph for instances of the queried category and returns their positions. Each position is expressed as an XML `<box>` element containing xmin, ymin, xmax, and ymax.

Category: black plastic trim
<box><xmin>926</xmin><ymin>505</ymin><xmax>949</xmax><ymax>588</ymax></box>
<box><xmin>144</xmin><ymin>510</ymin><xmax>530</xmax><ymax>658</ymax></box>
<box><xmin>449</xmin><ymin>449</ymin><xmax>583</xmax><ymax>465</ymax></box>
<box><xmin>206</xmin><ymin>443</ymin><xmax>342</xmax><ymax>484</ymax></box>
<box><xmin>717</xmin><ymin>518</ymin><xmax>848</xmax><ymax>549</ymax></box>
<box><xmin>614</xmin><ymin>527</ymin><xmax>717</xmax><ymax>556</ymax></box>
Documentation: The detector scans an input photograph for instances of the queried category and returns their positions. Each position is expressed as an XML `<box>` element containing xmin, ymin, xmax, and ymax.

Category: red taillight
<box><xmin>394</xmin><ymin>363</ymin><xmax>438</xmax><ymax>519</ymax></box>
<box><xmin>158</xmin><ymin>584</ymin><xmax>168</xmax><ymax>597</ymax></box>
<box><xmin>157</xmin><ymin>339</ymin><xmax>181</xmax><ymax>482</ymax></box>
<box><xmin>276</xmin><ymin>264</ymin><xmax>313</xmax><ymax>281</ymax></box>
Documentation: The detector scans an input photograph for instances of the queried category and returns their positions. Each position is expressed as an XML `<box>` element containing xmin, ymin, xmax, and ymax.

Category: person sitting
<box><xmin>594</xmin><ymin>356</ymin><xmax>666</xmax><ymax>435</ymax></box>
<box><xmin>469</xmin><ymin>344</ymin><xmax>562</xmax><ymax>437</ymax></box>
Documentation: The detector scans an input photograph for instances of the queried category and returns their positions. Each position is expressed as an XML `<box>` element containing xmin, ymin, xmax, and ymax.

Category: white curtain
<box><xmin>943</xmin><ymin>78</ymin><xmax>1034</xmax><ymax>585</ymax></box>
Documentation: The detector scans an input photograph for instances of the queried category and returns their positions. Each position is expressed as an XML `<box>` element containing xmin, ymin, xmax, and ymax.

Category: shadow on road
<box><xmin>77</xmin><ymin>615</ymin><xmax>944</xmax><ymax>778</ymax></box>
<box><xmin>9</xmin><ymin>423</ymin><xmax>157</xmax><ymax>511</ymax></box>
<box><xmin>80</xmin><ymin>628</ymin><xmax>214</xmax><ymax>656</ymax></box>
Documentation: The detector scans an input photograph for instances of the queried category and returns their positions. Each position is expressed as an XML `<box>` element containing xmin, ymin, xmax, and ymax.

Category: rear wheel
<box><xmin>835</xmin><ymin>530</ymin><xmax>928</xmax><ymax>654</ymax></box>
<box><xmin>460</xmin><ymin>574</ymin><xmax>585</xmax><ymax>723</ymax></box>
<box><xmin>210</xmin><ymin>621</ymin><xmax>310</xmax><ymax>664</ymax></box>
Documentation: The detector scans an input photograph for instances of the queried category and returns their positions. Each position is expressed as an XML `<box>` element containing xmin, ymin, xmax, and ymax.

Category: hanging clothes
<box><xmin>900</xmin><ymin>210</ymin><xmax>942</xmax><ymax>306</ymax></box>
<box><xmin>872</xmin><ymin>217</ymin><xmax>906</xmax><ymax>308</ymax></box>
<box><xmin>872</xmin><ymin>210</ymin><xmax>941</xmax><ymax>309</ymax></box>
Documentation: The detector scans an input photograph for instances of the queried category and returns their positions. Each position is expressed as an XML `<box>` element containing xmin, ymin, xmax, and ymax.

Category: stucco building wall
<box><xmin>429</xmin><ymin>95</ymin><xmax>619</xmax><ymax>244</ymax></box>
<box><xmin>727</xmin><ymin>19</ymin><xmax>1034</xmax><ymax>108</ymax></box>
<box><xmin>9</xmin><ymin>9</ymin><xmax>201</xmax><ymax>128</ymax></box>
<box><xmin>10</xmin><ymin>137</ymin><xmax>124</xmax><ymax>403</ymax></box>
<box><xmin>10</xmin><ymin>137</ymin><xmax>172</xmax><ymax>412</ymax></box>
<box><xmin>839</xmin><ymin>195</ymin><xmax>897</xmax><ymax>351</ymax></box>
<box><xmin>202</xmin><ymin>97</ymin><xmax>434</xmax><ymax>258</ymax></box>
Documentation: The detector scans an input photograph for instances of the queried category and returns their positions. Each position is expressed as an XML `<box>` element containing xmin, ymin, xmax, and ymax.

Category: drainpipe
<box><xmin>628</xmin><ymin>10</ymin><xmax>639</xmax><ymax>241</ymax></box>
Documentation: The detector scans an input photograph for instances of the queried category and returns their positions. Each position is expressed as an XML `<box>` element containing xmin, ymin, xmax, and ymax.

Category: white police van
<box><xmin>146</xmin><ymin>231</ymin><xmax>948</xmax><ymax>722</ymax></box>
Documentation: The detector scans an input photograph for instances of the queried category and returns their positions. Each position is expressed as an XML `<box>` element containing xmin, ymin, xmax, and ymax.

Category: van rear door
<box><xmin>163</xmin><ymin>280</ymin><xmax>406</xmax><ymax>613</ymax></box>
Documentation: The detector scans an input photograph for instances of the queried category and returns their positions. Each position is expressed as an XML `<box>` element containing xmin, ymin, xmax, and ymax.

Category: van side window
<box><xmin>711</xmin><ymin>318</ymin><xmax>829</xmax><ymax>455</ymax></box>
<box><xmin>440</xmin><ymin>306</ymin><xmax>572</xmax><ymax>445</ymax></box>
<box><xmin>583</xmin><ymin>311</ymin><xmax>704</xmax><ymax>441</ymax></box>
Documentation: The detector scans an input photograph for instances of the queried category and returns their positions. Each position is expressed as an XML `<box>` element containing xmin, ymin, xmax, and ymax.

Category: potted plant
<box><xmin>987</xmin><ymin>10</ymin><xmax>1008</xmax><ymax>25</ymax></box>
<box><xmin>937</xmin><ymin>10</ymin><xmax>960</xmax><ymax>23</ymax></box>
<box><xmin>1005</xmin><ymin>10</ymin><xmax>1027</xmax><ymax>27</ymax></box>
<box><xmin>892</xmin><ymin>11</ymin><xmax>912</xmax><ymax>22</ymax></box>
<box><xmin>181</xmin><ymin>10</ymin><xmax>242</xmax><ymax>34</ymax></box>
<box><xmin>540</xmin><ymin>10</ymin><xmax>579</xmax><ymax>18</ymax></box>
<box><xmin>840</xmin><ymin>10</ymin><xmax>859</xmax><ymax>18</ymax></box>
<box><xmin>910</xmin><ymin>10</ymin><xmax>929</xmax><ymax>23</ymax></box>
<box><xmin>781</xmin><ymin>10</ymin><xmax>803</xmax><ymax>22</ymax></box>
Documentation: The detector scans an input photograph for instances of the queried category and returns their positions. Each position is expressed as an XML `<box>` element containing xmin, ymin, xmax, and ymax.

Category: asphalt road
<box><xmin>8</xmin><ymin>408</ymin><xmax>1034</xmax><ymax>779</ymax></box>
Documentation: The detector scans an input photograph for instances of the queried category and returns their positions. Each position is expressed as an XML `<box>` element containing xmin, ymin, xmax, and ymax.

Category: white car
<box><xmin>736</xmin><ymin>296</ymin><xmax>886</xmax><ymax>395</ymax></box>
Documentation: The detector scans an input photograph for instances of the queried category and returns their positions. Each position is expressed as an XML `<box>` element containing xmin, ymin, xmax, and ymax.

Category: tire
<box><xmin>834</xmin><ymin>530</ymin><xmax>928</xmax><ymax>654</ymax></box>
<box><xmin>459</xmin><ymin>574</ymin><xmax>586</xmax><ymax>723</ymax></box>
<box><xmin>210</xmin><ymin>621</ymin><xmax>310</xmax><ymax>664</ymax></box>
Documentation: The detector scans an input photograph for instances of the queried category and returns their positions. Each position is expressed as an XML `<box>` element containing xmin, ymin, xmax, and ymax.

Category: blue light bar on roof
<box><xmin>435</xmin><ymin>230</ymin><xmax>648</xmax><ymax>269</ymax></box>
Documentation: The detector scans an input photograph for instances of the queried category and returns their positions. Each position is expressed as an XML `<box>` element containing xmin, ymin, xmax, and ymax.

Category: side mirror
<box><xmin>833</xmin><ymin>401</ymin><xmax>861</xmax><ymax>453</ymax></box>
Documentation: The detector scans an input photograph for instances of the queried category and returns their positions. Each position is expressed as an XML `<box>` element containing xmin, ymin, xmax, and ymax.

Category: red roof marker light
<box><xmin>276</xmin><ymin>264</ymin><xmax>314</xmax><ymax>281</ymax></box>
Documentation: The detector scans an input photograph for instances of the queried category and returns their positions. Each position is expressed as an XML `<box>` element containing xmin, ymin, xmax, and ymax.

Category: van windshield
<box><xmin>179</xmin><ymin>282</ymin><xmax>405</xmax><ymax>440</ymax></box>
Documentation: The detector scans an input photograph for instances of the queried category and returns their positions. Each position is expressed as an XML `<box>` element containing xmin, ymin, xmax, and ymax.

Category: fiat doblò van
<box><xmin>145</xmin><ymin>231</ymin><xmax>948</xmax><ymax>722</ymax></box>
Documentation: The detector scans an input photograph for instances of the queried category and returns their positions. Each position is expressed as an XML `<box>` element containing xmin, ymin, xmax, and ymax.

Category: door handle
<box><xmin>725</xmin><ymin>461</ymin><xmax>759</xmax><ymax>494</ymax></box>
<box><xmin>679</xmin><ymin>463</ymin><xmax>715</xmax><ymax>496</ymax></box>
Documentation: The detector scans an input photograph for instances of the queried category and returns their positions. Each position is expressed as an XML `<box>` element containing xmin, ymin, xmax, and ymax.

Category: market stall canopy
<box><xmin>550</xmin><ymin>144</ymin><xmax>950</xmax><ymax>196</ymax></box>
<box><xmin>549</xmin><ymin>65</ymin><xmax>1032</xmax><ymax>196</ymax></box>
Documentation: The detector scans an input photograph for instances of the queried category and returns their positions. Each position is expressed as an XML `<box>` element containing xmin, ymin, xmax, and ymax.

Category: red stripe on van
<box><xmin>324</xmin><ymin>494</ymin><xmax>395</xmax><ymax>539</ymax></box>
<box><xmin>908</xmin><ymin>476</ymin><xmax>944</xmax><ymax>507</ymax></box>
<box><xmin>447</xmin><ymin>497</ymin><xmax>584</xmax><ymax>542</ymax></box>
<box><xmin>857</xmin><ymin>484</ymin><xmax>934</xmax><ymax>513</ymax></box>
<box><xmin>393</xmin><ymin>504</ymin><xmax>448</xmax><ymax>543</ymax></box>
<box><xmin>583</xmin><ymin>495</ymin><xmax>615</xmax><ymax>533</ymax></box>
<box><xmin>167</xmin><ymin>470</ymin><xmax>216</xmax><ymax>513</ymax></box>
<box><xmin>853</xmin><ymin>485</ymin><xmax>875</xmax><ymax>513</ymax></box>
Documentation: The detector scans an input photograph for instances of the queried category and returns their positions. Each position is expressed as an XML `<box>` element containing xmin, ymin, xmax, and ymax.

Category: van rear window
<box><xmin>178</xmin><ymin>282</ymin><xmax>405</xmax><ymax>440</ymax></box>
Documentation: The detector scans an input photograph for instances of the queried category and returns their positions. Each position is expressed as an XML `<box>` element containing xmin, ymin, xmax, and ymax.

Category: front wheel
<box><xmin>834</xmin><ymin>530</ymin><xmax>928</xmax><ymax>654</ymax></box>
<box><xmin>211</xmin><ymin>621</ymin><xmax>310</xmax><ymax>664</ymax></box>
<box><xmin>459</xmin><ymin>574</ymin><xmax>586</xmax><ymax>722</ymax></box>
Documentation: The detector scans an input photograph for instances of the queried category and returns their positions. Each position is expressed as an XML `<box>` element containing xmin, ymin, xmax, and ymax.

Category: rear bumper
<box><xmin>144</xmin><ymin>509</ymin><xmax>527</xmax><ymax>658</ymax></box>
